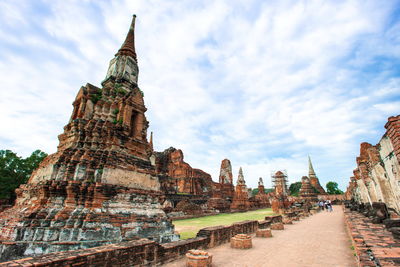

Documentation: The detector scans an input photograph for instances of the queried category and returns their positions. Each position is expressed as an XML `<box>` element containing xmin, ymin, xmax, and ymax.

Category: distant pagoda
<box><xmin>230</xmin><ymin>167</ymin><xmax>252</xmax><ymax>210</ymax></box>
<box><xmin>308</xmin><ymin>156</ymin><xmax>327</xmax><ymax>194</ymax></box>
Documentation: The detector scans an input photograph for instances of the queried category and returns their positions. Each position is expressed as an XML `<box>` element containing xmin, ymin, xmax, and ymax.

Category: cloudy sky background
<box><xmin>0</xmin><ymin>0</ymin><xmax>399</xmax><ymax>190</ymax></box>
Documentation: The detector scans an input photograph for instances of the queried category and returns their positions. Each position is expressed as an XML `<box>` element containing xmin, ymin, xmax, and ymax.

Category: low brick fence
<box><xmin>0</xmin><ymin>219</ymin><xmax>271</xmax><ymax>266</ymax></box>
<box><xmin>0</xmin><ymin>214</ymin><xmax>289</xmax><ymax>266</ymax></box>
<box><xmin>196</xmin><ymin>220</ymin><xmax>259</xmax><ymax>248</ymax></box>
<box><xmin>343</xmin><ymin>207</ymin><xmax>400</xmax><ymax>267</ymax></box>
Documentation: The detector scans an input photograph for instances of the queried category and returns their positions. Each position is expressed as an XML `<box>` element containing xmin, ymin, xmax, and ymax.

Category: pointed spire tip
<box><xmin>116</xmin><ymin>15</ymin><xmax>137</xmax><ymax>59</ymax></box>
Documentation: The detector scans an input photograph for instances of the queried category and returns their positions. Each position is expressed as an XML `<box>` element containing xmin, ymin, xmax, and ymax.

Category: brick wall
<box><xmin>0</xmin><ymin>219</ymin><xmax>269</xmax><ymax>266</ymax></box>
<box><xmin>385</xmin><ymin>115</ymin><xmax>400</xmax><ymax>161</ymax></box>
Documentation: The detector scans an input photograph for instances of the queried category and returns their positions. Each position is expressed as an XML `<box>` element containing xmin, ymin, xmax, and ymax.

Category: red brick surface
<box><xmin>344</xmin><ymin>208</ymin><xmax>400</xmax><ymax>266</ymax></box>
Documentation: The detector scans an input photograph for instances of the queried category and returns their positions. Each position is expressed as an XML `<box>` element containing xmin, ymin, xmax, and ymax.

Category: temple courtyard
<box><xmin>173</xmin><ymin>208</ymin><xmax>275</xmax><ymax>239</ymax></box>
<box><xmin>166</xmin><ymin>206</ymin><xmax>357</xmax><ymax>267</ymax></box>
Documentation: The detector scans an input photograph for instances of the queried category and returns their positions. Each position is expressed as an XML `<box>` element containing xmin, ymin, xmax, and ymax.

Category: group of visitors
<box><xmin>318</xmin><ymin>200</ymin><xmax>333</xmax><ymax>212</ymax></box>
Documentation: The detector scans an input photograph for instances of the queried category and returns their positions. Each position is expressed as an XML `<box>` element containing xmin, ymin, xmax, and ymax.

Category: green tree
<box><xmin>326</xmin><ymin>181</ymin><xmax>344</xmax><ymax>195</ymax></box>
<box><xmin>289</xmin><ymin>182</ymin><xmax>302</xmax><ymax>196</ymax></box>
<box><xmin>0</xmin><ymin>149</ymin><xmax>47</xmax><ymax>201</ymax></box>
<box><xmin>251</xmin><ymin>188</ymin><xmax>273</xmax><ymax>196</ymax></box>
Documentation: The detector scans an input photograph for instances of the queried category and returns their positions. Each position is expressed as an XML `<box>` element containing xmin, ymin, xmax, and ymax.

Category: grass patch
<box><xmin>173</xmin><ymin>208</ymin><xmax>274</xmax><ymax>239</ymax></box>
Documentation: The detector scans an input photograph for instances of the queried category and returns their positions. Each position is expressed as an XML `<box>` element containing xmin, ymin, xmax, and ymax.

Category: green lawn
<box><xmin>173</xmin><ymin>208</ymin><xmax>275</xmax><ymax>239</ymax></box>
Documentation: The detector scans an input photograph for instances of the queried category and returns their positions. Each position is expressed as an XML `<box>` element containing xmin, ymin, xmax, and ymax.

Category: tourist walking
<box><xmin>325</xmin><ymin>200</ymin><xmax>333</xmax><ymax>212</ymax></box>
<box><xmin>318</xmin><ymin>200</ymin><xmax>324</xmax><ymax>211</ymax></box>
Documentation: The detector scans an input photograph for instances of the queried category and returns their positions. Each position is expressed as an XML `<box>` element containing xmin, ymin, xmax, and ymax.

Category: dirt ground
<box><xmin>164</xmin><ymin>205</ymin><xmax>357</xmax><ymax>267</ymax></box>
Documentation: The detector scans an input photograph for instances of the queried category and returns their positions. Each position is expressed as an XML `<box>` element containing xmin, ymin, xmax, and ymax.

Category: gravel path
<box><xmin>164</xmin><ymin>206</ymin><xmax>357</xmax><ymax>267</ymax></box>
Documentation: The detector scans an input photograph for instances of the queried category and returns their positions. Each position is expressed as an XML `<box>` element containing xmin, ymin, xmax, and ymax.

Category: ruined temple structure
<box><xmin>345</xmin><ymin>115</ymin><xmax>400</xmax><ymax>215</ymax></box>
<box><xmin>299</xmin><ymin>176</ymin><xmax>318</xmax><ymax>201</ymax></box>
<box><xmin>155</xmin><ymin>147</ymin><xmax>213</xmax><ymax>197</ymax></box>
<box><xmin>272</xmin><ymin>171</ymin><xmax>288</xmax><ymax>196</ymax></box>
<box><xmin>0</xmin><ymin>15</ymin><xmax>179</xmax><ymax>261</ymax></box>
<box><xmin>230</xmin><ymin>168</ymin><xmax>252</xmax><ymax>211</ymax></box>
<box><xmin>206</xmin><ymin>159</ymin><xmax>235</xmax><ymax>212</ymax></box>
<box><xmin>254</xmin><ymin>177</ymin><xmax>270</xmax><ymax>208</ymax></box>
<box><xmin>219</xmin><ymin>159</ymin><xmax>233</xmax><ymax>184</ymax></box>
<box><xmin>271</xmin><ymin>171</ymin><xmax>291</xmax><ymax>213</ymax></box>
<box><xmin>308</xmin><ymin>156</ymin><xmax>326</xmax><ymax>195</ymax></box>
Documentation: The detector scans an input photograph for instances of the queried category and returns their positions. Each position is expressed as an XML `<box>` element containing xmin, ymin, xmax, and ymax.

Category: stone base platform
<box><xmin>270</xmin><ymin>223</ymin><xmax>284</xmax><ymax>230</ymax></box>
<box><xmin>282</xmin><ymin>217</ymin><xmax>293</xmax><ymax>224</ymax></box>
<box><xmin>230</xmin><ymin>234</ymin><xmax>252</xmax><ymax>249</ymax></box>
<box><xmin>186</xmin><ymin>249</ymin><xmax>212</xmax><ymax>267</ymax></box>
<box><xmin>0</xmin><ymin>181</ymin><xmax>178</xmax><ymax>261</ymax></box>
<box><xmin>255</xmin><ymin>228</ymin><xmax>272</xmax><ymax>238</ymax></box>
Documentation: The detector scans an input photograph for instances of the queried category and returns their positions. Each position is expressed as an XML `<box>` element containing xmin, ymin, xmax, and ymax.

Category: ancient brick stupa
<box><xmin>217</xmin><ymin>159</ymin><xmax>235</xmax><ymax>199</ymax></box>
<box><xmin>255</xmin><ymin>177</ymin><xmax>270</xmax><ymax>207</ymax></box>
<box><xmin>308</xmin><ymin>156</ymin><xmax>327</xmax><ymax>194</ymax></box>
<box><xmin>207</xmin><ymin>159</ymin><xmax>234</xmax><ymax>212</ymax></box>
<box><xmin>230</xmin><ymin>167</ymin><xmax>251</xmax><ymax>210</ymax></box>
<box><xmin>299</xmin><ymin>176</ymin><xmax>318</xmax><ymax>201</ymax></box>
<box><xmin>0</xmin><ymin>15</ymin><xmax>178</xmax><ymax>261</ymax></box>
<box><xmin>271</xmin><ymin>171</ymin><xmax>291</xmax><ymax>213</ymax></box>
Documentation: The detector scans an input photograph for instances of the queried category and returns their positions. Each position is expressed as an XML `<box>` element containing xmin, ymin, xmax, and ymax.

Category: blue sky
<box><xmin>0</xmin><ymin>0</ymin><xmax>399</xmax><ymax>190</ymax></box>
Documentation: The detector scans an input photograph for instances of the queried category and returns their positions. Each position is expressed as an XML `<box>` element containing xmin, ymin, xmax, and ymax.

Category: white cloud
<box><xmin>0</xmin><ymin>0</ymin><xmax>399</xmax><ymax>192</ymax></box>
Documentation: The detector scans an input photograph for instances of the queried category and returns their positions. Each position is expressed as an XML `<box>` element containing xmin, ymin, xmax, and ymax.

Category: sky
<box><xmin>0</xmin><ymin>0</ymin><xmax>399</xmax><ymax>191</ymax></box>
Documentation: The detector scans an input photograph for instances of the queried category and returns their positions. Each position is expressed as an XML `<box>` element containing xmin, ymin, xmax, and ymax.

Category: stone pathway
<box><xmin>164</xmin><ymin>206</ymin><xmax>357</xmax><ymax>267</ymax></box>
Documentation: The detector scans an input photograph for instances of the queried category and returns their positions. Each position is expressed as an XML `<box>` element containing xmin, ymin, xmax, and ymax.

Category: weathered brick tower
<box><xmin>0</xmin><ymin>15</ymin><xmax>178</xmax><ymax>261</ymax></box>
<box><xmin>299</xmin><ymin>176</ymin><xmax>318</xmax><ymax>201</ymax></box>
<box><xmin>230</xmin><ymin>167</ymin><xmax>251</xmax><ymax>210</ymax></box>
<box><xmin>271</xmin><ymin>171</ymin><xmax>290</xmax><ymax>213</ymax></box>
<box><xmin>255</xmin><ymin>177</ymin><xmax>270</xmax><ymax>207</ymax></box>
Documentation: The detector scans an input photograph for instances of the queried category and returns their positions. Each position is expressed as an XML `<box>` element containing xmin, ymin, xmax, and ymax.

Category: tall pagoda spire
<box><xmin>103</xmin><ymin>15</ymin><xmax>139</xmax><ymax>86</ymax></box>
<box><xmin>307</xmin><ymin>156</ymin><xmax>327</xmax><ymax>194</ymax></box>
<box><xmin>308</xmin><ymin>155</ymin><xmax>316</xmax><ymax>178</ymax></box>
<box><xmin>116</xmin><ymin>15</ymin><xmax>137</xmax><ymax>60</ymax></box>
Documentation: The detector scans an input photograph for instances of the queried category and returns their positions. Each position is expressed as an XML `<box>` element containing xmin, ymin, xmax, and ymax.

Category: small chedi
<box><xmin>299</xmin><ymin>176</ymin><xmax>318</xmax><ymax>201</ymax></box>
<box><xmin>230</xmin><ymin>168</ymin><xmax>252</xmax><ymax>210</ymax></box>
<box><xmin>254</xmin><ymin>177</ymin><xmax>270</xmax><ymax>208</ymax></box>
<box><xmin>0</xmin><ymin>15</ymin><xmax>178</xmax><ymax>261</ymax></box>
<box><xmin>345</xmin><ymin>115</ymin><xmax>400</xmax><ymax>217</ymax></box>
